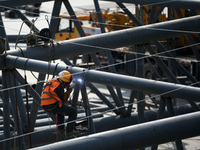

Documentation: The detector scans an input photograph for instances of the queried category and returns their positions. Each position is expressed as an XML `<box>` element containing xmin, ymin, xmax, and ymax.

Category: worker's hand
<box><xmin>63</xmin><ymin>88</ymin><xmax>72</xmax><ymax>102</ymax></box>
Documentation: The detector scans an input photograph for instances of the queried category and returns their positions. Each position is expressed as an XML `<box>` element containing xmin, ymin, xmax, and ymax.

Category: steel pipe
<box><xmin>5</xmin><ymin>71</ymin><xmax>26</xmax><ymax>150</ymax></box>
<box><xmin>29</xmin><ymin>73</ymin><xmax>46</xmax><ymax>131</ymax></box>
<box><xmin>11</xmin><ymin>69</ymin><xmax>41</xmax><ymax>105</ymax></box>
<box><xmin>49</xmin><ymin>0</ymin><xmax>62</xmax><ymax>38</ymax></box>
<box><xmin>29</xmin><ymin>111</ymin><xmax>200</xmax><ymax>150</ymax></box>
<box><xmin>0</xmin><ymin>103</ymin><xmax>197</xmax><ymax>150</ymax></box>
<box><xmin>87</xmin><ymin>82</ymin><xmax>120</xmax><ymax>115</ymax></box>
<box><xmin>1</xmin><ymin>71</ymin><xmax>11</xmax><ymax>150</ymax></box>
<box><xmin>0</xmin><ymin>12</ymin><xmax>9</xmax><ymax>52</ymax></box>
<box><xmin>6</xmin><ymin>15</ymin><xmax>200</xmax><ymax>60</ymax></box>
<box><xmin>116</xmin><ymin>3</ymin><xmax>179</xmax><ymax>84</ymax></box>
<box><xmin>13</xmin><ymin>8</ymin><xmax>39</xmax><ymax>33</ymax></box>
<box><xmin>13</xmin><ymin>78</ymin><xmax>28</xmax><ymax>130</ymax></box>
<box><xmin>5</xmin><ymin>55</ymin><xmax>200</xmax><ymax>102</ymax></box>
<box><xmin>81</xmin><ymin>84</ymin><xmax>96</xmax><ymax>133</ymax></box>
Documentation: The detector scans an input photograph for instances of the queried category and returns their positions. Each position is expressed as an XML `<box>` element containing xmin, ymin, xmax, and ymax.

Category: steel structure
<box><xmin>0</xmin><ymin>0</ymin><xmax>200</xmax><ymax>150</ymax></box>
<box><xmin>0</xmin><ymin>103</ymin><xmax>197</xmax><ymax>149</ymax></box>
<box><xmin>29</xmin><ymin>111</ymin><xmax>200</xmax><ymax>150</ymax></box>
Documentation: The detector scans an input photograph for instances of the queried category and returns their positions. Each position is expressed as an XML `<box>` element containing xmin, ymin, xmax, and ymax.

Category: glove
<box><xmin>63</xmin><ymin>88</ymin><xmax>72</xmax><ymax>103</ymax></box>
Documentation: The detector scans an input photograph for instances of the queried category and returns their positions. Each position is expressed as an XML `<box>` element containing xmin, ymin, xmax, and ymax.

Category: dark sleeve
<box><xmin>54</xmin><ymin>83</ymin><xmax>64</xmax><ymax>101</ymax></box>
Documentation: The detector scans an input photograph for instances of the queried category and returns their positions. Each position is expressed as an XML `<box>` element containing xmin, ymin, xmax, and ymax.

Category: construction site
<box><xmin>0</xmin><ymin>0</ymin><xmax>200</xmax><ymax>149</ymax></box>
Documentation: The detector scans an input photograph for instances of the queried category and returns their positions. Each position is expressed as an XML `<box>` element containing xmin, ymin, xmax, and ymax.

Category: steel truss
<box><xmin>0</xmin><ymin>0</ymin><xmax>199</xmax><ymax>150</ymax></box>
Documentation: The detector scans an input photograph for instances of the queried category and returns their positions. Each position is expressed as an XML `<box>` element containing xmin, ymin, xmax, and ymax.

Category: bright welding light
<box><xmin>77</xmin><ymin>78</ymin><xmax>84</xmax><ymax>84</ymax></box>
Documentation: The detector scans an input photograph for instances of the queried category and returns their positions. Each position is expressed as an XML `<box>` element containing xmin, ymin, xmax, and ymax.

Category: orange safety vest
<box><xmin>41</xmin><ymin>79</ymin><xmax>63</xmax><ymax>108</ymax></box>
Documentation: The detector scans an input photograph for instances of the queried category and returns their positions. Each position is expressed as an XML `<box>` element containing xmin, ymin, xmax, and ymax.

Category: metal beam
<box><xmin>0</xmin><ymin>12</ymin><xmax>9</xmax><ymax>50</ymax></box>
<box><xmin>126</xmin><ymin>90</ymin><xmax>136</xmax><ymax>116</ymax></box>
<box><xmin>11</xmin><ymin>69</ymin><xmax>41</xmax><ymax>106</ymax></box>
<box><xmin>1</xmin><ymin>71</ymin><xmax>11</xmax><ymax>150</ymax></box>
<box><xmin>5</xmin><ymin>55</ymin><xmax>200</xmax><ymax>102</ymax></box>
<box><xmin>0</xmin><ymin>103</ymin><xmax>197</xmax><ymax>149</ymax></box>
<box><xmin>13</xmin><ymin>8</ymin><xmax>39</xmax><ymax>33</ymax></box>
<box><xmin>63</xmin><ymin>0</ymin><xmax>101</xmax><ymax>66</ymax></box>
<box><xmin>175</xmin><ymin>8</ymin><xmax>200</xmax><ymax>61</ymax></box>
<box><xmin>13</xmin><ymin>77</ymin><xmax>28</xmax><ymax>130</ymax></box>
<box><xmin>136</xmin><ymin>45</ymin><xmax>145</xmax><ymax>123</ymax></box>
<box><xmin>154</xmin><ymin>41</ymin><xmax>198</xmax><ymax>83</ymax></box>
<box><xmin>145</xmin><ymin>44</ymin><xmax>179</xmax><ymax>83</ymax></box>
<box><xmin>165</xmin><ymin>97</ymin><xmax>184</xmax><ymax>150</ymax></box>
<box><xmin>81</xmin><ymin>83</ymin><xmax>96</xmax><ymax>133</ymax></box>
<box><xmin>5</xmin><ymin>71</ymin><xmax>26</xmax><ymax>150</ymax></box>
<box><xmin>28</xmin><ymin>111</ymin><xmax>200</xmax><ymax>150</ymax></box>
<box><xmin>116</xmin><ymin>2</ymin><xmax>179</xmax><ymax>83</ymax></box>
<box><xmin>87</xmin><ymin>82</ymin><xmax>120</xmax><ymax>115</ymax></box>
<box><xmin>71</xmin><ymin>83</ymin><xmax>79</xmax><ymax>108</ymax></box>
<box><xmin>116</xmin><ymin>2</ymin><xmax>200</xmax><ymax>111</ymax></box>
<box><xmin>106</xmin><ymin>85</ymin><xmax>126</xmax><ymax>116</ymax></box>
<box><xmin>94</xmin><ymin>0</ymin><xmax>125</xmax><ymax>109</ymax></box>
<box><xmin>29</xmin><ymin>73</ymin><xmax>46</xmax><ymax>131</ymax></box>
<box><xmin>63</xmin><ymin>0</ymin><xmax>85</xmax><ymax>37</ymax></box>
<box><xmin>6</xmin><ymin>15</ymin><xmax>200</xmax><ymax>61</ymax></box>
<box><xmin>49</xmin><ymin>0</ymin><xmax>62</xmax><ymax>38</ymax></box>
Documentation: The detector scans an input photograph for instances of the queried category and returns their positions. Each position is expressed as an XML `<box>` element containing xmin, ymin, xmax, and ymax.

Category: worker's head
<box><xmin>58</xmin><ymin>70</ymin><xmax>73</xmax><ymax>87</ymax></box>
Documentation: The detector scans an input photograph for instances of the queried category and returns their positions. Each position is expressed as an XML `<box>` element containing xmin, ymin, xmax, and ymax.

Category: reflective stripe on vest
<box><xmin>41</xmin><ymin>79</ymin><xmax>63</xmax><ymax>108</ymax></box>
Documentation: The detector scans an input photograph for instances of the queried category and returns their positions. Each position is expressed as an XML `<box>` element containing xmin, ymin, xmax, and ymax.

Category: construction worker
<box><xmin>41</xmin><ymin>70</ymin><xmax>79</xmax><ymax>136</ymax></box>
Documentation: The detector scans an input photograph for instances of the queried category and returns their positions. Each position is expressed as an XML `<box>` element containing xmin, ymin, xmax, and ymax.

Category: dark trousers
<box><xmin>47</xmin><ymin>105</ymin><xmax>77</xmax><ymax>132</ymax></box>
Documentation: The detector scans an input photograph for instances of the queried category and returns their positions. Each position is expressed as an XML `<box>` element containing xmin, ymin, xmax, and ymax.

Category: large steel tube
<box><xmin>29</xmin><ymin>111</ymin><xmax>200</xmax><ymax>150</ymax></box>
<box><xmin>49</xmin><ymin>0</ymin><xmax>62</xmax><ymax>38</ymax></box>
<box><xmin>1</xmin><ymin>71</ymin><xmax>11</xmax><ymax>150</ymax></box>
<box><xmin>101</xmin><ymin>0</ymin><xmax>200</xmax><ymax>10</ymax></box>
<box><xmin>5</xmin><ymin>55</ymin><xmax>200</xmax><ymax>102</ymax></box>
<box><xmin>29</xmin><ymin>73</ymin><xmax>46</xmax><ymax>131</ymax></box>
<box><xmin>83</xmin><ymin>69</ymin><xmax>200</xmax><ymax>101</ymax></box>
<box><xmin>0</xmin><ymin>103</ymin><xmax>197</xmax><ymax>150</ymax></box>
<box><xmin>6</xmin><ymin>15</ymin><xmax>200</xmax><ymax>60</ymax></box>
